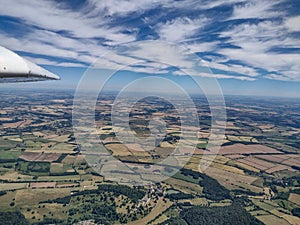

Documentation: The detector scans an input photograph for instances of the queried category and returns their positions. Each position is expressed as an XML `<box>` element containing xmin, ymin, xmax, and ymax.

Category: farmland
<box><xmin>0</xmin><ymin>90</ymin><xmax>299</xmax><ymax>224</ymax></box>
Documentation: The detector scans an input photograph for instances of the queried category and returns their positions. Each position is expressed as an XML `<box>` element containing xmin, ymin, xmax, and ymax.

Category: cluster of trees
<box><xmin>16</xmin><ymin>161</ymin><xmax>50</xmax><ymax>175</ymax></box>
<box><xmin>157</xmin><ymin>217</ymin><xmax>187</xmax><ymax>225</ymax></box>
<box><xmin>292</xmin><ymin>208</ymin><xmax>300</xmax><ymax>218</ymax></box>
<box><xmin>0</xmin><ymin>211</ymin><xmax>28</xmax><ymax>225</ymax></box>
<box><xmin>92</xmin><ymin>204</ymin><xmax>118</xmax><ymax>225</ymax></box>
<box><xmin>166</xmin><ymin>192</ymin><xmax>193</xmax><ymax>200</ymax></box>
<box><xmin>180</xmin><ymin>202</ymin><xmax>264</xmax><ymax>225</ymax></box>
<box><xmin>97</xmin><ymin>184</ymin><xmax>145</xmax><ymax>203</ymax></box>
<box><xmin>199</xmin><ymin>173</ymin><xmax>231</xmax><ymax>201</ymax></box>
<box><xmin>180</xmin><ymin>168</ymin><xmax>231</xmax><ymax>201</ymax></box>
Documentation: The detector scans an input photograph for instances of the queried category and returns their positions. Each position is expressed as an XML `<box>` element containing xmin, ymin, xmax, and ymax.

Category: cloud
<box><xmin>157</xmin><ymin>17</ymin><xmax>209</xmax><ymax>42</ymax></box>
<box><xmin>229</xmin><ymin>0</ymin><xmax>283</xmax><ymax>20</ymax></box>
<box><xmin>285</xmin><ymin>16</ymin><xmax>300</xmax><ymax>32</ymax></box>
<box><xmin>0</xmin><ymin>0</ymin><xmax>299</xmax><ymax>82</ymax></box>
<box><xmin>218</xmin><ymin>19</ymin><xmax>300</xmax><ymax>80</ymax></box>
<box><xmin>0</xmin><ymin>0</ymin><xmax>136</xmax><ymax>44</ymax></box>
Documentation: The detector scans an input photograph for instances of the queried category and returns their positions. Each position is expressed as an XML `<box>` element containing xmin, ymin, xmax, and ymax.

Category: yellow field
<box><xmin>21</xmin><ymin>203</ymin><xmax>68</xmax><ymax>223</ymax></box>
<box><xmin>288</xmin><ymin>193</ymin><xmax>300</xmax><ymax>206</ymax></box>
<box><xmin>185</xmin><ymin>156</ymin><xmax>245</xmax><ymax>175</ymax></box>
<box><xmin>15</xmin><ymin>188</ymin><xmax>72</xmax><ymax>207</ymax></box>
<box><xmin>227</xmin><ymin>160</ymin><xmax>260</xmax><ymax>173</ymax></box>
<box><xmin>256</xmin><ymin>215</ymin><xmax>290</xmax><ymax>225</ymax></box>
<box><xmin>49</xmin><ymin>134</ymin><xmax>70</xmax><ymax>142</ymax></box>
<box><xmin>281</xmin><ymin>214</ymin><xmax>300</xmax><ymax>225</ymax></box>
<box><xmin>148</xmin><ymin>213</ymin><xmax>169</xmax><ymax>225</ymax></box>
<box><xmin>105</xmin><ymin>143</ymin><xmax>132</xmax><ymax>156</ymax></box>
<box><xmin>164</xmin><ymin>177</ymin><xmax>202</xmax><ymax>194</ymax></box>
<box><xmin>124</xmin><ymin>197</ymin><xmax>173</xmax><ymax>225</ymax></box>
<box><xmin>178</xmin><ymin>197</ymin><xmax>208</xmax><ymax>206</ymax></box>
<box><xmin>50</xmin><ymin>143</ymin><xmax>75</xmax><ymax>153</ymax></box>
<box><xmin>0</xmin><ymin>183</ymin><xmax>28</xmax><ymax>191</ymax></box>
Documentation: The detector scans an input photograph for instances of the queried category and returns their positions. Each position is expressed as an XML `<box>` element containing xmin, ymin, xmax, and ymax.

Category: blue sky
<box><xmin>0</xmin><ymin>0</ymin><xmax>299</xmax><ymax>97</ymax></box>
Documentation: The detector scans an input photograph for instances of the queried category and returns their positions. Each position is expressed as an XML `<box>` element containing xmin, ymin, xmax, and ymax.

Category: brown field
<box><xmin>227</xmin><ymin>154</ymin><xmax>245</xmax><ymax>159</ymax></box>
<box><xmin>227</xmin><ymin>161</ymin><xmax>260</xmax><ymax>173</ymax></box>
<box><xmin>237</xmin><ymin>159</ymin><xmax>268</xmax><ymax>171</ymax></box>
<box><xmin>255</xmin><ymin>154</ymin><xmax>291</xmax><ymax>163</ymax></box>
<box><xmin>105</xmin><ymin>143</ymin><xmax>132</xmax><ymax>156</ymax></box>
<box><xmin>102</xmin><ymin>137</ymin><xmax>121</xmax><ymax>144</ymax></box>
<box><xmin>19</xmin><ymin>152</ymin><xmax>62</xmax><ymax>162</ymax></box>
<box><xmin>29</xmin><ymin>182</ymin><xmax>56</xmax><ymax>189</ymax></box>
<box><xmin>2</xmin><ymin>121</ymin><xmax>25</xmax><ymax>129</ymax></box>
<box><xmin>282</xmin><ymin>157</ymin><xmax>300</xmax><ymax>167</ymax></box>
<box><xmin>164</xmin><ymin>177</ymin><xmax>203</xmax><ymax>194</ymax></box>
<box><xmin>242</xmin><ymin>157</ymin><xmax>277</xmax><ymax>169</ymax></box>
<box><xmin>178</xmin><ymin>197</ymin><xmax>208</xmax><ymax>206</ymax></box>
<box><xmin>288</xmin><ymin>193</ymin><xmax>300</xmax><ymax>206</ymax></box>
<box><xmin>18</xmin><ymin>119</ymin><xmax>32</xmax><ymax>128</ymax></box>
<box><xmin>256</xmin><ymin>215</ymin><xmax>290</xmax><ymax>225</ymax></box>
<box><xmin>211</xmin><ymin>144</ymin><xmax>282</xmax><ymax>155</ymax></box>
<box><xmin>265</xmin><ymin>165</ymin><xmax>295</xmax><ymax>174</ymax></box>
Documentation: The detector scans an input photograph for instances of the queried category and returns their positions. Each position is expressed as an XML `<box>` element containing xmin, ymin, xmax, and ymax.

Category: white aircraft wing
<box><xmin>0</xmin><ymin>46</ymin><xmax>60</xmax><ymax>83</ymax></box>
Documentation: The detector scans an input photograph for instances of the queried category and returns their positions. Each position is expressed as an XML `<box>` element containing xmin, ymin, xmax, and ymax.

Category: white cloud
<box><xmin>0</xmin><ymin>0</ymin><xmax>136</xmax><ymax>44</ymax></box>
<box><xmin>0</xmin><ymin>0</ymin><xmax>298</xmax><ymax>82</ymax></box>
<box><xmin>218</xmin><ymin>19</ymin><xmax>300</xmax><ymax>80</ymax></box>
<box><xmin>285</xmin><ymin>16</ymin><xmax>300</xmax><ymax>32</ymax></box>
<box><xmin>157</xmin><ymin>17</ymin><xmax>208</xmax><ymax>42</ymax></box>
<box><xmin>229</xmin><ymin>0</ymin><xmax>283</xmax><ymax>20</ymax></box>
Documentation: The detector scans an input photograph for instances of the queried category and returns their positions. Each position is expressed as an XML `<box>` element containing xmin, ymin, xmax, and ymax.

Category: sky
<box><xmin>0</xmin><ymin>0</ymin><xmax>299</xmax><ymax>97</ymax></box>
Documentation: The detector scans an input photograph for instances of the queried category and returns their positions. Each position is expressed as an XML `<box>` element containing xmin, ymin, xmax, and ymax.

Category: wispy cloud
<box><xmin>157</xmin><ymin>17</ymin><xmax>209</xmax><ymax>42</ymax></box>
<box><xmin>229</xmin><ymin>0</ymin><xmax>283</xmax><ymax>20</ymax></box>
<box><xmin>0</xmin><ymin>0</ymin><xmax>299</xmax><ymax>81</ymax></box>
<box><xmin>285</xmin><ymin>15</ymin><xmax>300</xmax><ymax>32</ymax></box>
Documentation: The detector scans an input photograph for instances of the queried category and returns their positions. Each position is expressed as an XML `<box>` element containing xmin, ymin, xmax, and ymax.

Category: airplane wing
<box><xmin>0</xmin><ymin>46</ymin><xmax>60</xmax><ymax>83</ymax></box>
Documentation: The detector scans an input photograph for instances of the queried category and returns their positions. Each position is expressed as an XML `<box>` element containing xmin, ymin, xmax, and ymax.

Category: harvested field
<box><xmin>281</xmin><ymin>214</ymin><xmax>300</xmax><ymax>225</ymax></box>
<box><xmin>164</xmin><ymin>177</ymin><xmax>203</xmax><ymax>194</ymax></box>
<box><xmin>19</xmin><ymin>152</ymin><xmax>62</xmax><ymax>162</ymax></box>
<box><xmin>239</xmin><ymin>157</ymin><xmax>277</xmax><ymax>170</ymax></box>
<box><xmin>256</xmin><ymin>215</ymin><xmax>290</xmax><ymax>225</ymax></box>
<box><xmin>15</xmin><ymin>188</ymin><xmax>72</xmax><ymax>207</ymax></box>
<box><xmin>204</xmin><ymin>166</ymin><xmax>261</xmax><ymax>193</ymax></box>
<box><xmin>29</xmin><ymin>182</ymin><xmax>56</xmax><ymax>189</ymax></box>
<box><xmin>228</xmin><ymin>161</ymin><xmax>260</xmax><ymax>173</ymax></box>
<box><xmin>282</xmin><ymin>157</ymin><xmax>300</xmax><ymax>167</ymax></box>
<box><xmin>255</xmin><ymin>154</ymin><xmax>290</xmax><ymax>163</ymax></box>
<box><xmin>227</xmin><ymin>154</ymin><xmax>245</xmax><ymax>159</ymax></box>
<box><xmin>0</xmin><ymin>183</ymin><xmax>28</xmax><ymax>191</ymax></box>
<box><xmin>211</xmin><ymin>144</ymin><xmax>282</xmax><ymax>155</ymax></box>
<box><xmin>125</xmin><ymin>197</ymin><xmax>173</xmax><ymax>225</ymax></box>
<box><xmin>288</xmin><ymin>193</ymin><xmax>300</xmax><ymax>206</ymax></box>
<box><xmin>105</xmin><ymin>143</ymin><xmax>132</xmax><ymax>156</ymax></box>
<box><xmin>265</xmin><ymin>165</ymin><xmax>295</xmax><ymax>174</ymax></box>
